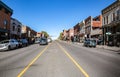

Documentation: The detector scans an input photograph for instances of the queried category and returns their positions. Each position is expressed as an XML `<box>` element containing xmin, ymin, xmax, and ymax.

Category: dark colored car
<box><xmin>97</xmin><ymin>39</ymin><xmax>103</xmax><ymax>45</ymax></box>
<box><xmin>18</xmin><ymin>39</ymin><xmax>28</xmax><ymax>47</ymax></box>
<box><xmin>84</xmin><ymin>39</ymin><xmax>96</xmax><ymax>47</ymax></box>
<box><xmin>39</xmin><ymin>37</ymin><xmax>48</xmax><ymax>45</ymax></box>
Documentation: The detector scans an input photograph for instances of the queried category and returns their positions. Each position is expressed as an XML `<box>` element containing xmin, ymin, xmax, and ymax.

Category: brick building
<box><xmin>91</xmin><ymin>15</ymin><xmax>102</xmax><ymax>39</ymax></box>
<box><xmin>74</xmin><ymin>23</ymin><xmax>80</xmax><ymax>42</ymax></box>
<box><xmin>85</xmin><ymin>15</ymin><xmax>102</xmax><ymax>40</ymax></box>
<box><xmin>62</xmin><ymin>30</ymin><xmax>69</xmax><ymax>41</ymax></box>
<box><xmin>68</xmin><ymin>28</ymin><xmax>74</xmax><ymax>41</ymax></box>
<box><xmin>0</xmin><ymin>1</ymin><xmax>13</xmax><ymax>41</ymax></box>
<box><xmin>21</xmin><ymin>25</ymin><xmax>36</xmax><ymax>44</ymax></box>
<box><xmin>85</xmin><ymin>16</ymin><xmax>92</xmax><ymax>38</ymax></box>
<box><xmin>36</xmin><ymin>32</ymin><xmax>42</xmax><ymax>38</ymax></box>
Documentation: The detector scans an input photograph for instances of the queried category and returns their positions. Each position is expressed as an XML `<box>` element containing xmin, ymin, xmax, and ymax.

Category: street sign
<box><xmin>106</xmin><ymin>32</ymin><xmax>111</xmax><ymax>35</ymax></box>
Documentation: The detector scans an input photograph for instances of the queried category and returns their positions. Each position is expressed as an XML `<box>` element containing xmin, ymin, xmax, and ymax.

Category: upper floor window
<box><xmin>12</xmin><ymin>26</ymin><xmax>15</xmax><ymax>31</ymax></box>
<box><xmin>117</xmin><ymin>10</ymin><xmax>120</xmax><ymax>20</ymax></box>
<box><xmin>106</xmin><ymin>16</ymin><xmax>108</xmax><ymax>24</ymax></box>
<box><xmin>104</xmin><ymin>17</ymin><xmax>106</xmax><ymax>24</ymax></box>
<box><xmin>113</xmin><ymin>13</ymin><xmax>115</xmax><ymax>21</ymax></box>
<box><xmin>3</xmin><ymin>19</ymin><xmax>7</xmax><ymax>29</ymax></box>
<box><xmin>4</xmin><ymin>20</ymin><xmax>7</xmax><ymax>26</ymax></box>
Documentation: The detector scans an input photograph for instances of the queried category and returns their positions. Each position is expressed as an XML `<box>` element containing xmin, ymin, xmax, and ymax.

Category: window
<box><xmin>106</xmin><ymin>16</ymin><xmax>108</xmax><ymax>24</ymax></box>
<box><xmin>104</xmin><ymin>17</ymin><xmax>106</xmax><ymax>24</ymax></box>
<box><xmin>3</xmin><ymin>19</ymin><xmax>7</xmax><ymax>29</ymax></box>
<box><xmin>12</xmin><ymin>23</ymin><xmax>16</xmax><ymax>25</ymax></box>
<box><xmin>117</xmin><ymin>10</ymin><xmax>120</xmax><ymax>20</ymax></box>
<box><xmin>13</xmin><ymin>26</ymin><xmax>15</xmax><ymax>31</ymax></box>
<box><xmin>18</xmin><ymin>28</ymin><xmax>21</xmax><ymax>33</ymax></box>
<box><xmin>113</xmin><ymin>13</ymin><xmax>115</xmax><ymax>21</ymax></box>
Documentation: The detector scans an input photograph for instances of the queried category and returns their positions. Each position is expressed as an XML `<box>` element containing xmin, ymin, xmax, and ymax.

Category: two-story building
<box><xmin>36</xmin><ymin>32</ymin><xmax>42</xmax><ymax>38</ymax></box>
<box><xmin>21</xmin><ymin>25</ymin><xmax>37</xmax><ymax>44</ymax></box>
<box><xmin>102</xmin><ymin>0</ymin><xmax>120</xmax><ymax>46</ymax></box>
<box><xmin>74</xmin><ymin>23</ymin><xmax>80</xmax><ymax>42</ymax></box>
<box><xmin>85</xmin><ymin>16</ymin><xmax>92</xmax><ymax>38</ymax></box>
<box><xmin>85</xmin><ymin>15</ymin><xmax>102</xmax><ymax>40</ymax></box>
<box><xmin>68</xmin><ymin>28</ymin><xmax>74</xmax><ymax>41</ymax></box>
<box><xmin>62</xmin><ymin>30</ymin><xmax>69</xmax><ymax>41</ymax></box>
<box><xmin>91</xmin><ymin>15</ymin><xmax>102</xmax><ymax>40</ymax></box>
<box><xmin>10</xmin><ymin>18</ymin><xmax>22</xmax><ymax>39</ymax></box>
<box><xmin>79</xmin><ymin>20</ymin><xmax>85</xmax><ymax>42</ymax></box>
<box><xmin>0</xmin><ymin>1</ymin><xmax>13</xmax><ymax>41</ymax></box>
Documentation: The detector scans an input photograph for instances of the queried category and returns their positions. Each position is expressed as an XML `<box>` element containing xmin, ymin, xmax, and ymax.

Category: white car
<box><xmin>0</xmin><ymin>39</ymin><xmax>19</xmax><ymax>51</ymax></box>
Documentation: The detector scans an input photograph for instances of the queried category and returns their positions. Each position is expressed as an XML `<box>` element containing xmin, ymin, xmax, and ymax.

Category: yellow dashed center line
<box><xmin>17</xmin><ymin>44</ymin><xmax>50</xmax><ymax>77</ymax></box>
<box><xmin>57</xmin><ymin>42</ymin><xmax>89</xmax><ymax>77</ymax></box>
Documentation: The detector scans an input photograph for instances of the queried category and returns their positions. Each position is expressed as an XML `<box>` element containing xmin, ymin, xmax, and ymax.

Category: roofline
<box><xmin>101</xmin><ymin>0</ymin><xmax>119</xmax><ymax>13</ymax></box>
<box><xmin>0</xmin><ymin>1</ymin><xmax>13</xmax><ymax>15</ymax></box>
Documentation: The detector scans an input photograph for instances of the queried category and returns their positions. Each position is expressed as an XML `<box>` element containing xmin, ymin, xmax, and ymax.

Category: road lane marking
<box><xmin>57</xmin><ymin>42</ymin><xmax>89</xmax><ymax>77</ymax></box>
<box><xmin>17</xmin><ymin>44</ymin><xmax>50</xmax><ymax>77</ymax></box>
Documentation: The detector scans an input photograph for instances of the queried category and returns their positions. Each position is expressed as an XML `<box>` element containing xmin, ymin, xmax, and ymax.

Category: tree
<box><xmin>58</xmin><ymin>32</ymin><xmax>63</xmax><ymax>40</ymax></box>
<box><xmin>41</xmin><ymin>31</ymin><xmax>49</xmax><ymax>38</ymax></box>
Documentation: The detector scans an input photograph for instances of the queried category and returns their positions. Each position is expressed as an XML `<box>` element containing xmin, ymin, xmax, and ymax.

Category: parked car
<box><xmin>39</xmin><ymin>37</ymin><xmax>48</xmax><ymax>45</ymax></box>
<box><xmin>47</xmin><ymin>38</ymin><xmax>52</xmax><ymax>43</ymax></box>
<box><xmin>0</xmin><ymin>39</ymin><xmax>19</xmax><ymax>51</ymax></box>
<box><xmin>35</xmin><ymin>37</ymin><xmax>40</xmax><ymax>44</ymax></box>
<box><xmin>84</xmin><ymin>39</ymin><xmax>96</xmax><ymax>47</ymax></box>
<box><xmin>18</xmin><ymin>39</ymin><xmax>28</xmax><ymax>47</ymax></box>
<box><xmin>97</xmin><ymin>39</ymin><xmax>103</xmax><ymax>45</ymax></box>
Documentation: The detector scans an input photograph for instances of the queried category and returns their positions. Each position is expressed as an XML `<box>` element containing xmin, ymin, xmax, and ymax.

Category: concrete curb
<box><xmin>59</xmin><ymin>40</ymin><xmax>120</xmax><ymax>52</ymax></box>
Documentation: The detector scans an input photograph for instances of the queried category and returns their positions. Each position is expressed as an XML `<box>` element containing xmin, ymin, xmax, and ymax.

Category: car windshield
<box><xmin>91</xmin><ymin>40</ymin><xmax>96</xmax><ymax>43</ymax></box>
<box><xmin>0</xmin><ymin>40</ymin><xmax>9</xmax><ymax>44</ymax></box>
<box><xmin>40</xmin><ymin>38</ymin><xmax>47</xmax><ymax>42</ymax></box>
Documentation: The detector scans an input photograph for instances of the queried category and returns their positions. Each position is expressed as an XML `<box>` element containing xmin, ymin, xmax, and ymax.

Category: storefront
<box><xmin>0</xmin><ymin>28</ymin><xmax>10</xmax><ymax>41</ymax></box>
<box><xmin>103</xmin><ymin>23</ymin><xmax>120</xmax><ymax>46</ymax></box>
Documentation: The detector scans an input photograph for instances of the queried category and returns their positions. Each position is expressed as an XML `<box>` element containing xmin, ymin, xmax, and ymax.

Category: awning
<box><xmin>91</xmin><ymin>29</ymin><xmax>102</xmax><ymax>36</ymax></box>
<box><xmin>0</xmin><ymin>28</ymin><xmax>9</xmax><ymax>33</ymax></box>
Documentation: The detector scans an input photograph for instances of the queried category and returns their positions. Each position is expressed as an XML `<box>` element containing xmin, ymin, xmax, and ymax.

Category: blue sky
<box><xmin>3</xmin><ymin>0</ymin><xmax>115</xmax><ymax>39</ymax></box>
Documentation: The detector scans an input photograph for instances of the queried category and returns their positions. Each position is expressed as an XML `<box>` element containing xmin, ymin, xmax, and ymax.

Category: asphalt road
<box><xmin>0</xmin><ymin>41</ymin><xmax>120</xmax><ymax>77</ymax></box>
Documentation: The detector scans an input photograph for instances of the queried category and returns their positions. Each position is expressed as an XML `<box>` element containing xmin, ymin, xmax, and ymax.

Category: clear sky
<box><xmin>3</xmin><ymin>0</ymin><xmax>115</xmax><ymax>39</ymax></box>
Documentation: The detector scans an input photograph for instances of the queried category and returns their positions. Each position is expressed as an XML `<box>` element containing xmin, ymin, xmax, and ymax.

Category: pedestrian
<box><xmin>71</xmin><ymin>36</ymin><xmax>74</xmax><ymax>42</ymax></box>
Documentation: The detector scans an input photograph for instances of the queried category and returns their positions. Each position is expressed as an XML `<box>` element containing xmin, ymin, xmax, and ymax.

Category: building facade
<box><xmin>10</xmin><ymin>18</ymin><xmax>22</xmax><ymax>39</ymax></box>
<box><xmin>21</xmin><ymin>25</ymin><xmax>36</xmax><ymax>44</ymax></box>
<box><xmin>62</xmin><ymin>30</ymin><xmax>69</xmax><ymax>41</ymax></box>
<box><xmin>85</xmin><ymin>16</ymin><xmax>92</xmax><ymax>38</ymax></box>
<box><xmin>0</xmin><ymin>1</ymin><xmax>13</xmax><ymax>41</ymax></box>
<box><xmin>102</xmin><ymin>0</ymin><xmax>120</xmax><ymax>46</ymax></box>
<box><xmin>79</xmin><ymin>21</ymin><xmax>85</xmax><ymax>42</ymax></box>
<box><xmin>85</xmin><ymin>15</ymin><xmax>103</xmax><ymax>41</ymax></box>
<box><xmin>68</xmin><ymin>28</ymin><xmax>74</xmax><ymax>41</ymax></box>
<box><xmin>91</xmin><ymin>15</ymin><xmax>102</xmax><ymax>39</ymax></box>
<box><xmin>36</xmin><ymin>32</ymin><xmax>42</xmax><ymax>38</ymax></box>
<box><xmin>74</xmin><ymin>23</ymin><xmax>80</xmax><ymax>42</ymax></box>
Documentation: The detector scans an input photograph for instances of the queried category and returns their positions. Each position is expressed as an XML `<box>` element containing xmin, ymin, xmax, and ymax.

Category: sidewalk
<box><xmin>73</xmin><ymin>42</ymin><xmax>120</xmax><ymax>52</ymax></box>
<box><xmin>97</xmin><ymin>45</ymin><xmax>120</xmax><ymax>52</ymax></box>
<box><xmin>59</xmin><ymin>40</ymin><xmax>120</xmax><ymax>52</ymax></box>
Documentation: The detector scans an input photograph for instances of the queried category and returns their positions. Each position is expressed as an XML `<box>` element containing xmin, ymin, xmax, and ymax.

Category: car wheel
<box><xmin>8</xmin><ymin>46</ymin><xmax>11</xmax><ymax>50</ymax></box>
<box><xmin>16</xmin><ymin>45</ymin><xmax>18</xmax><ymax>49</ymax></box>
